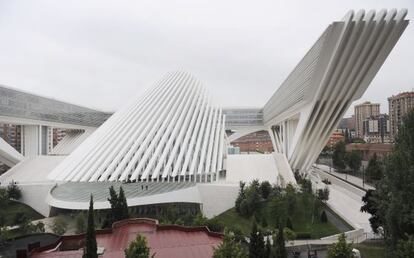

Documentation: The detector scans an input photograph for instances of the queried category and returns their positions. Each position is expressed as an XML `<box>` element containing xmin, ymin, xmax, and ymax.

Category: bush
<box><xmin>320</xmin><ymin>210</ymin><xmax>328</xmax><ymax>223</ymax></box>
<box><xmin>7</xmin><ymin>182</ymin><xmax>22</xmax><ymax>200</ymax></box>
<box><xmin>295</xmin><ymin>232</ymin><xmax>312</xmax><ymax>239</ymax></box>
<box><xmin>75</xmin><ymin>212</ymin><xmax>86</xmax><ymax>234</ymax></box>
<box><xmin>51</xmin><ymin>216</ymin><xmax>68</xmax><ymax>235</ymax></box>
<box><xmin>286</xmin><ymin>217</ymin><xmax>293</xmax><ymax>230</ymax></box>
<box><xmin>206</xmin><ymin>217</ymin><xmax>224</xmax><ymax>232</ymax></box>
<box><xmin>259</xmin><ymin>181</ymin><xmax>272</xmax><ymax>199</ymax></box>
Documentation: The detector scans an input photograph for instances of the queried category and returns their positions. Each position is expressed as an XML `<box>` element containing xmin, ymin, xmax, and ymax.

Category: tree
<box><xmin>0</xmin><ymin>188</ymin><xmax>8</xmax><ymax>207</ymax></box>
<box><xmin>76</xmin><ymin>212</ymin><xmax>87</xmax><ymax>234</ymax></box>
<box><xmin>125</xmin><ymin>234</ymin><xmax>153</xmax><ymax>258</ymax></box>
<box><xmin>332</xmin><ymin>141</ymin><xmax>346</xmax><ymax>171</ymax></box>
<box><xmin>84</xmin><ymin>195</ymin><xmax>97</xmax><ymax>258</ymax></box>
<box><xmin>107</xmin><ymin>186</ymin><xmax>119</xmax><ymax>225</ymax></box>
<box><xmin>285</xmin><ymin>184</ymin><xmax>296</xmax><ymax>214</ymax></box>
<box><xmin>360</xmin><ymin>189</ymin><xmax>383</xmax><ymax>234</ymax></box>
<box><xmin>51</xmin><ymin>216</ymin><xmax>68</xmax><ymax>235</ymax></box>
<box><xmin>107</xmin><ymin>186</ymin><xmax>129</xmax><ymax>227</ymax></box>
<box><xmin>345</xmin><ymin>151</ymin><xmax>362</xmax><ymax>173</ymax></box>
<box><xmin>320</xmin><ymin>210</ymin><xmax>328</xmax><ymax>223</ymax></box>
<box><xmin>264</xmin><ymin>237</ymin><xmax>271</xmax><ymax>258</ymax></box>
<box><xmin>118</xmin><ymin>186</ymin><xmax>129</xmax><ymax>220</ymax></box>
<box><xmin>360</xmin><ymin>111</ymin><xmax>414</xmax><ymax>250</ymax></box>
<box><xmin>0</xmin><ymin>227</ymin><xmax>10</xmax><ymax>246</ymax></box>
<box><xmin>272</xmin><ymin>226</ymin><xmax>287</xmax><ymax>258</ymax></box>
<box><xmin>235</xmin><ymin>182</ymin><xmax>246</xmax><ymax>214</ymax></box>
<box><xmin>327</xmin><ymin>233</ymin><xmax>353</xmax><ymax>258</ymax></box>
<box><xmin>6</xmin><ymin>181</ymin><xmax>21</xmax><ymax>200</ymax></box>
<box><xmin>248</xmin><ymin>221</ymin><xmax>265</xmax><ymax>258</ymax></box>
<box><xmin>365</xmin><ymin>153</ymin><xmax>383</xmax><ymax>182</ymax></box>
<box><xmin>396</xmin><ymin>235</ymin><xmax>414</xmax><ymax>258</ymax></box>
<box><xmin>300</xmin><ymin>179</ymin><xmax>312</xmax><ymax>194</ymax></box>
<box><xmin>286</xmin><ymin>217</ymin><xmax>292</xmax><ymax>230</ymax></box>
<box><xmin>283</xmin><ymin>227</ymin><xmax>296</xmax><ymax>241</ymax></box>
<box><xmin>260</xmin><ymin>181</ymin><xmax>272</xmax><ymax>199</ymax></box>
<box><xmin>317</xmin><ymin>187</ymin><xmax>330</xmax><ymax>203</ymax></box>
<box><xmin>213</xmin><ymin>229</ymin><xmax>248</xmax><ymax>258</ymax></box>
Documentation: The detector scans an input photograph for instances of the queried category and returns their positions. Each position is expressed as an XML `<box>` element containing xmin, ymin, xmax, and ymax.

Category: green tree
<box><xmin>272</xmin><ymin>226</ymin><xmax>287</xmax><ymax>258</ymax></box>
<box><xmin>260</xmin><ymin>181</ymin><xmax>272</xmax><ymax>199</ymax></box>
<box><xmin>285</xmin><ymin>184</ymin><xmax>296</xmax><ymax>214</ymax></box>
<box><xmin>0</xmin><ymin>226</ymin><xmax>10</xmax><ymax>246</ymax></box>
<box><xmin>107</xmin><ymin>185</ymin><xmax>119</xmax><ymax>225</ymax></box>
<box><xmin>317</xmin><ymin>187</ymin><xmax>330</xmax><ymax>203</ymax></box>
<box><xmin>360</xmin><ymin>189</ymin><xmax>383</xmax><ymax>234</ymax></box>
<box><xmin>51</xmin><ymin>216</ymin><xmax>68</xmax><ymax>235</ymax></box>
<box><xmin>361</xmin><ymin>111</ymin><xmax>414</xmax><ymax>250</ymax></box>
<box><xmin>0</xmin><ymin>188</ymin><xmax>8</xmax><ymax>207</ymax></box>
<box><xmin>75</xmin><ymin>212</ymin><xmax>87</xmax><ymax>234</ymax></box>
<box><xmin>320</xmin><ymin>210</ymin><xmax>328</xmax><ymax>223</ymax></box>
<box><xmin>118</xmin><ymin>186</ymin><xmax>129</xmax><ymax>220</ymax></box>
<box><xmin>327</xmin><ymin>233</ymin><xmax>353</xmax><ymax>258</ymax></box>
<box><xmin>332</xmin><ymin>141</ymin><xmax>346</xmax><ymax>171</ymax></box>
<box><xmin>345</xmin><ymin>151</ymin><xmax>362</xmax><ymax>173</ymax></box>
<box><xmin>248</xmin><ymin>220</ymin><xmax>265</xmax><ymax>258</ymax></box>
<box><xmin>125</xmin><ymin>234</ymin><xmax>153</xmax><ymax>258</ymax></box>
<box><xmin>84</xmin><ymin>195</ymin><xmax>97</xmax><ymax>258</ymax></box>
<box><xmin>235</xmin><ymin>182</ymin><xmax>246</xmax><ymax>214</ymax></box>
<box><xmin>396</xmin><ymin>235</ymin><xmax>414</xmax><ymax>258</ymax></box>
<box><xmin>264</xmin><ymin>237</ymin><xmax>271</xmax><ymax>258</ymax></box>
<box><xmin>213</xmin><ymin>229</ymin><xmax>248</xmax><ymax>258</ymax></box>
<box><xmin>365</xmin><ymin>153</ymin><xmax>383</xmax><ymax>182</ymax></box>
<box><xmin>6</xmin><ymin>181</ymin><xmax>21</xmax><ymax>200</ymax></box>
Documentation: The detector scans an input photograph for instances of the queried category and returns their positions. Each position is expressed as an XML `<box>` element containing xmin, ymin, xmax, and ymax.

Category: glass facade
<box><xmin>0</xmin><ymin>85</ymin><xmax>112</xmax><ymax>127</ymax></box>
<box><xmin>222</xmin><ymin>108</ymin><xmax>263</xmax><ymax>127</ymax></box>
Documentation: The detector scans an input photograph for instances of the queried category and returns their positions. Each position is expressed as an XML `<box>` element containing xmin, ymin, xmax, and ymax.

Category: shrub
<box><xmin>320</xmin><ymin>210</ymin><xmax>328</xmax><ymax>223</ymax></box>
<box><xmin>295</xmin><ymin>232</ymin><xmax>312</xmax><ymax>239</ymax></box>
<box><xmin>7</xmin><ymin>182</ymin><xmax>22</xmax><ymax>200</ymax></box>
<box><xmin>51</xmin><ymin>216</ymin><xmax>68</xmax><ymax>235</ymax></box>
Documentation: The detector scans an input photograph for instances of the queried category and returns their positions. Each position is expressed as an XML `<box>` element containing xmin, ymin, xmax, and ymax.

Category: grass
<box><xmin>1</xmin><ymin>200</ymin><xmax>44</xmax><ymax>226</ymax></box>
<box><xmin>354</xmin><ymin>242</ymin><xmax>386</xmax><ymax>258</ymax></box>
<box><xmin>215</xmin><ymin>194</ymin><xmax>343</xmax><ymax>239</ymax></box>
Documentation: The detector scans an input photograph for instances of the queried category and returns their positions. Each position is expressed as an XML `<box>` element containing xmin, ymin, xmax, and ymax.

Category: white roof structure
<box><xmin>0</xmin><ymin>9</ymin><xmax>409</xmax><ymax>218</ymax></box>
<box><xmin>47</xmin><ymin>71</ymin><xmax>226</xmax><ymax>183</ymax></box>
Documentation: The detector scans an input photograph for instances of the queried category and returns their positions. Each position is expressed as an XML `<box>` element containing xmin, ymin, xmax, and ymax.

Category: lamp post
<box><xmin>362</xmin><ymin>165</ymin><xmax>365</xmax><ymax>188</ymax></box>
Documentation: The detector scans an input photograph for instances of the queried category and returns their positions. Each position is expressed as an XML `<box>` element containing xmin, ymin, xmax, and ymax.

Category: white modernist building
<box><xmin>0</xmin><ymin>9</ymin><xmax>409</xmax><ymax>218</ymax></box>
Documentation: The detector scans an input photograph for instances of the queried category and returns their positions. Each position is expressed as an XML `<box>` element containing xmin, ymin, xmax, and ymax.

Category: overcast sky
<box><xmin>0</xmin><ymin>0</ymin><xmax>413</xmax><ymax>116</ymax></box>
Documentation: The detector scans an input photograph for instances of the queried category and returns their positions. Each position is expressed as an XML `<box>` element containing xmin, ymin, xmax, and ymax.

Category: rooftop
<box><xmin>31</xmin><ymin>218</ymin><xmax>222</xmax><ymax>258</ymax></box>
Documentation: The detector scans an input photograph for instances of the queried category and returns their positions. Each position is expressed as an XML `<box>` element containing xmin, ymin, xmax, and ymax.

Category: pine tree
<box><xmin>83</xmin><ymin>195</ymin><xmax>97</xmax><ymax>258</ymax></box>
<box><xmin>108</xmin><ymin>186</ymin><xmax>119</xmax><ymax>223</ymax></box>
<box><xmin>273</xmin><ymin>226</ymin><xmax>287</xmax><ymax>258</ymax></box>
<box><xmin>248</xmin><ymin>220</ymin><xmax>265</xmax><ymax>258</ymax></box>
<box><xmin>118</xmin><ymin>186</ymin><xmax>129</xmax><ymax>220</ymax></box>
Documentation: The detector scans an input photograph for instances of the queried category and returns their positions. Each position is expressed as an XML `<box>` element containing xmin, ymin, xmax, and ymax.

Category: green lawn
<box><xmin>215</xmin><ymin>196</ymin><xmax>344</xmax><ymax>239</ymax></box>
<box><xmin>1</xmin><ymin>200</ymin><xmax>44</xmax><ymax>226</ymax></box>
<box><xmin>354</xmin><ymin>242</ymin><xmax>386</xmax><ymax>258</ymax></box>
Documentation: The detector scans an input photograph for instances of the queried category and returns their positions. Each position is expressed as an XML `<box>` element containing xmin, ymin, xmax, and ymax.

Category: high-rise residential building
<box><xmin>53</xmin><ymin>128</ymin><xmax>66</xmax><ymax>148</ymax></box>
<box><xmin>362</xmin><ymin>114</ymin><xmax>390</xmax><ymax>143</ymax></box>
<box><xmin>354</xmin><ymin>102</ymin><xmax>380</xmax><ymax>138</ymax></box>
<box><xmin>0</xmin><ymin>123</ymin><xmax>21</xmax><ymax>152</ymax></box>
<box><xmin>388</xmin><ymin>91</ymin><xmax>414</xmax><ymax>140</ymax></box>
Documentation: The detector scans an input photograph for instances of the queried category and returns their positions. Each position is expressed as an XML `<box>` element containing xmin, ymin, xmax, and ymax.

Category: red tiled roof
<box><xmin>31</xmin><ymin>218</ymin><xmax>222</xmax><ymax>258</ymax></box>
